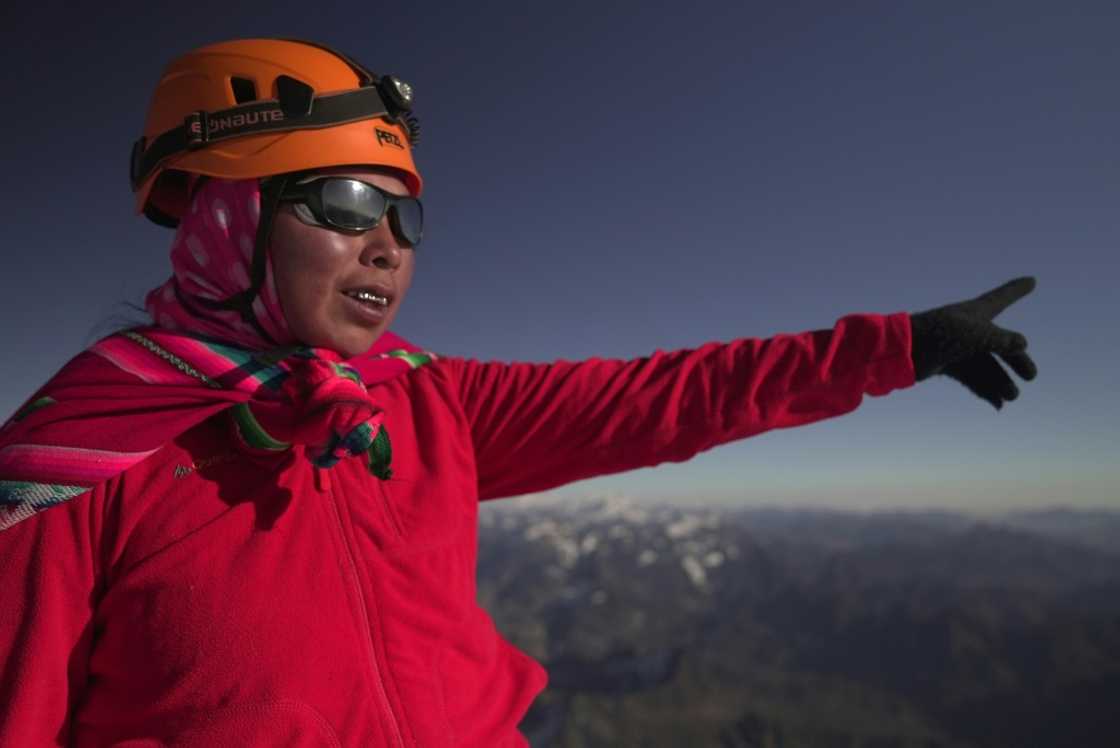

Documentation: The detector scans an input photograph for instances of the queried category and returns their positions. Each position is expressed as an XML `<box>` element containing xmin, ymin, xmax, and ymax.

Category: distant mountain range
<box><xmin>476</xmin><ymin>498</ymin><xmax>1120</xmax><ymax>747</ymax></box>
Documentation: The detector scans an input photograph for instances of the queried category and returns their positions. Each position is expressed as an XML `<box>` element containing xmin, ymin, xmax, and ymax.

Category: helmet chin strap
<box><xmin>187</xmin><ymin>173</ymin><xmax>293</xmax><ymax>346</ymax></box>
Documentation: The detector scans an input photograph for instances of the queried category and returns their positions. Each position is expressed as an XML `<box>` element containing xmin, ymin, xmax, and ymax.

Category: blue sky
<box><xmin>1</xmin><ymin>1</ymin><xmax>1116</xmax><ymax>512</ymax></box>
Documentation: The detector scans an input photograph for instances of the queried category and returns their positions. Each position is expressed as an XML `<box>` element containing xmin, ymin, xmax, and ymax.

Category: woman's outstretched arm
<box><xmin>442</xmin><ymin>312</ymin><xmax>916</xmax><ymax>501</ymax></box>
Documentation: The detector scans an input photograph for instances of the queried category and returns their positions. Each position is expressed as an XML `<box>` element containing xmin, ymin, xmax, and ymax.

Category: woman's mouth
<box><xmin>341</xmin><ymin>288</ymin><xmax>392</xmax><ymax>325</ymax></box>
<box><xmin>345</xmin><ymin>289</ymin><xmax>390</xmax><ymax>307</ymax></box>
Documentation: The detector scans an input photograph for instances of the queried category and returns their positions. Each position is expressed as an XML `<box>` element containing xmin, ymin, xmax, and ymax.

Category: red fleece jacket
<box><xmin>0</xmin><ymin>312</ymin><xmax>915</xmax><ymax>747</ymax></box>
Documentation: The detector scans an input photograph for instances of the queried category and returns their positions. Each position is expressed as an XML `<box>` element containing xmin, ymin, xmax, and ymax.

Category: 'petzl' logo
<box><xmin>375</xmin><ymin>128</ymin><xmax>404</xmax><ymax>149</ymax></box>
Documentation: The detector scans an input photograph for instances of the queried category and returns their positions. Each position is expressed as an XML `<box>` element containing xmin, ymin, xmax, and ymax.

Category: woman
<box><xmin>0</xmin><ymin>38</ymin><xmax>1038</xmax><ymax>747</ymax></box>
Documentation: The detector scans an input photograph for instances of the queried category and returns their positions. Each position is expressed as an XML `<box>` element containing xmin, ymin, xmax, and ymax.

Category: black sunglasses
<box><xmin>277</xmin><ymin>176</ymin><xmax>423</xmax><ymax>247</ymax></box>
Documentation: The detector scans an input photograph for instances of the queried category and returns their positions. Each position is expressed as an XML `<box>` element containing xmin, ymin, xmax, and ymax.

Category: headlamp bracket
<box><xmin>376</xmin><ymin>74</ymin><xmax>421</xmax><ymax>146</ymax></box>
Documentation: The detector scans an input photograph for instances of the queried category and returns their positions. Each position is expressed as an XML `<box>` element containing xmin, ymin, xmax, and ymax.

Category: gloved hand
<box><xmin>909</xmin><ymin>276</ymin><xmax>1038</xmax><ymax>410</ymax></box>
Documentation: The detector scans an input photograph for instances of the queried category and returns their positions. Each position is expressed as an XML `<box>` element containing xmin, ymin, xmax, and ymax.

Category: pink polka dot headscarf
<box><xmin>145</xmin><ymin>176</ymin><xmax>296</xmax><ymax>350</ymax></box>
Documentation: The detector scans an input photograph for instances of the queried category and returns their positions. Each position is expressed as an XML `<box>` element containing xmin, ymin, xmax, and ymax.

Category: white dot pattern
<box><xmin>148</xmin><ymin>177</ymin><xmax>295</xmax><ymax>348</ymax></box>
<box><xmin>185</xmin><ymin>234</ymin><xmax>209</xmax><ymax>266</ymax></box>
<box><xmin>211</xmin><ymin>198</ymin><xmax>230</xmax><ymax>231</ymax></box>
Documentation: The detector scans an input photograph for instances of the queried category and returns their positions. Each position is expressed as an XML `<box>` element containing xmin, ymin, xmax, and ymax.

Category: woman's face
<box><xmin>269</xmin><ymin>165</ymin><xmax>416</xmax><ymax>358</ymax></box>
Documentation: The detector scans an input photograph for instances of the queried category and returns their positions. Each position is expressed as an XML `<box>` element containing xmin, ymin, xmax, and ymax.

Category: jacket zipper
<box><xmin>322</xmin><ymin>467</ymin><xmax>406</xmax><ymax>748</ymax></box>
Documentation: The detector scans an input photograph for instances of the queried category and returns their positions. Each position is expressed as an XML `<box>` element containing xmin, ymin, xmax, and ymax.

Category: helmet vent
<box><xmin>230</xmin><ymin>76</ymin><xmax>258</xmax><ymax>104</ymax></box>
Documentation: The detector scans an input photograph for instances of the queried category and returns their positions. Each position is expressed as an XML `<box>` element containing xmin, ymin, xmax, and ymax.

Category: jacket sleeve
<box><xmin>0</xmin><ymin>483</ymin><xmax>105</xmax><ymax>746</ymax></box>
<box><xmin>443</xmin><ymin>312</ymin><xmax>916</xmax><ymax>501</ymax></box>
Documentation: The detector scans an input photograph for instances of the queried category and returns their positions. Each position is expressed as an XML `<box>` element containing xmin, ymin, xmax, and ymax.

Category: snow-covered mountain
<box><xmin>476</xmin><ymin>499</ymin><xmax>1120</xmax><ymax>747</ymax></box>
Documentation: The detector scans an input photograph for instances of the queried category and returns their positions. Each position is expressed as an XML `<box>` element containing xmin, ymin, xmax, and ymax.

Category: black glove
<box><xmin>909</xmin><ymin>276</ymin><xmax>1038</xmax><ymax>410</ymax></box>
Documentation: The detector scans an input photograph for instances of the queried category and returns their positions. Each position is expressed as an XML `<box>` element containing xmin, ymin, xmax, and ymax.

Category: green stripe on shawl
<box><xmin>0</xmin><ymin>480</ymin><xmax>88</xmax><ymax>508</ymax></box>
<box><xmin>200</xmin><ymin>339</ymin><xmax>295</xmax><ymax>391</ymax></box>
<box><xmin>330</xmin><ymin>361</ymin><xmax>364</xmax><ymax>386</ymax></box>
<box><xmin>384</xmin><ymin>350</ymin><xmax>435</xmax><ymax>368</ymax></box>
<box><xmin>230</xmin><ymin>403</ymin><xmax>291</xmax><ymax>451</ymax></box>
<box><xmin>11</xmin><ymin>397</ymin><xmax>56</xmax><ymax>423</ymax></box>
<box><xmin>367</xmin><ymin>425</ymin><xmax>392</xmax><ymax>480</ymax></box>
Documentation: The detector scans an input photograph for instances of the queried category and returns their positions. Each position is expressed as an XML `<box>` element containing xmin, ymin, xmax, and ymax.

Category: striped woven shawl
<box><xmin>0</xmin><ymin>328</ymin><xmax>434</xmax><ymax>531</ymax></box>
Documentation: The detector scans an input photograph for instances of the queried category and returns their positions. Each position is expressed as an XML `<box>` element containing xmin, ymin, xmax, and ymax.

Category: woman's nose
<box><xmin>359</xmin><ymin>222</ymin><xmax>403</xmax><ymax>270</ymax></box>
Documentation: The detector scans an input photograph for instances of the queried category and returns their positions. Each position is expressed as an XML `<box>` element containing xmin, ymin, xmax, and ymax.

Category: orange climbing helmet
<box><xmin>129</xmin><ymin>37</ymin><xmax>423</xmax><ymax>228</ymax></box>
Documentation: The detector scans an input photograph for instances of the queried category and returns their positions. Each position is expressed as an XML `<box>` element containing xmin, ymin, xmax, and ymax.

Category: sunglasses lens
<box><xmin>300</xmin><ymin>177</ymin><xmax>422</xmax><ymax>245</ymax></box>
<box><xmin>320</xmin><ymin>178</ymin><xmax>385</xmax><ymax>230</ymax></box>
<box><xmin>391</xmin><ymin>199</ymin><xmax>423</xmax><ymax>246</ymax></box>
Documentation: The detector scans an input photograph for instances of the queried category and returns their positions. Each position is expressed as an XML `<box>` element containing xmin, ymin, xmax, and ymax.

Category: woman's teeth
<box><xmin>347</xmin><ymin>290</ymin><xmax>389</xmax><ymax>306</ymax></box>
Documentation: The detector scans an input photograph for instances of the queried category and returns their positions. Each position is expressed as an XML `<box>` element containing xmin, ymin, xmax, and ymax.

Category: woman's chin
<box><xmin>326</xmin><ymin>329</ymin><xmax>380</xmax><ymax>358</ymax></box>
<box><xmin>332</xmin><ymin>316</ymin><xmax>398</xmax><ymax>357</ymax></box>
<box><xmin>296</xmin><ymin>303</ymin><xmax>399</xmax><ymax>357</ymax></box>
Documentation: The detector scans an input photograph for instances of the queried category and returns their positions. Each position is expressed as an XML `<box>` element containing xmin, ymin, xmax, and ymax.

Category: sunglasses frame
<box><xmin>277</xmin><ymin>175</ymin><xmax>423</xmax><ymax>247</ymax></box>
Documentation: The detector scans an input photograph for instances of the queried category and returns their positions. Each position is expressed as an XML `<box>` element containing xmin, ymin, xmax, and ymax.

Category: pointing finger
<box><xmin>971</xmin><ymin>276</ymin><xmax>1037</xmax><ymax>320</ymax></box>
